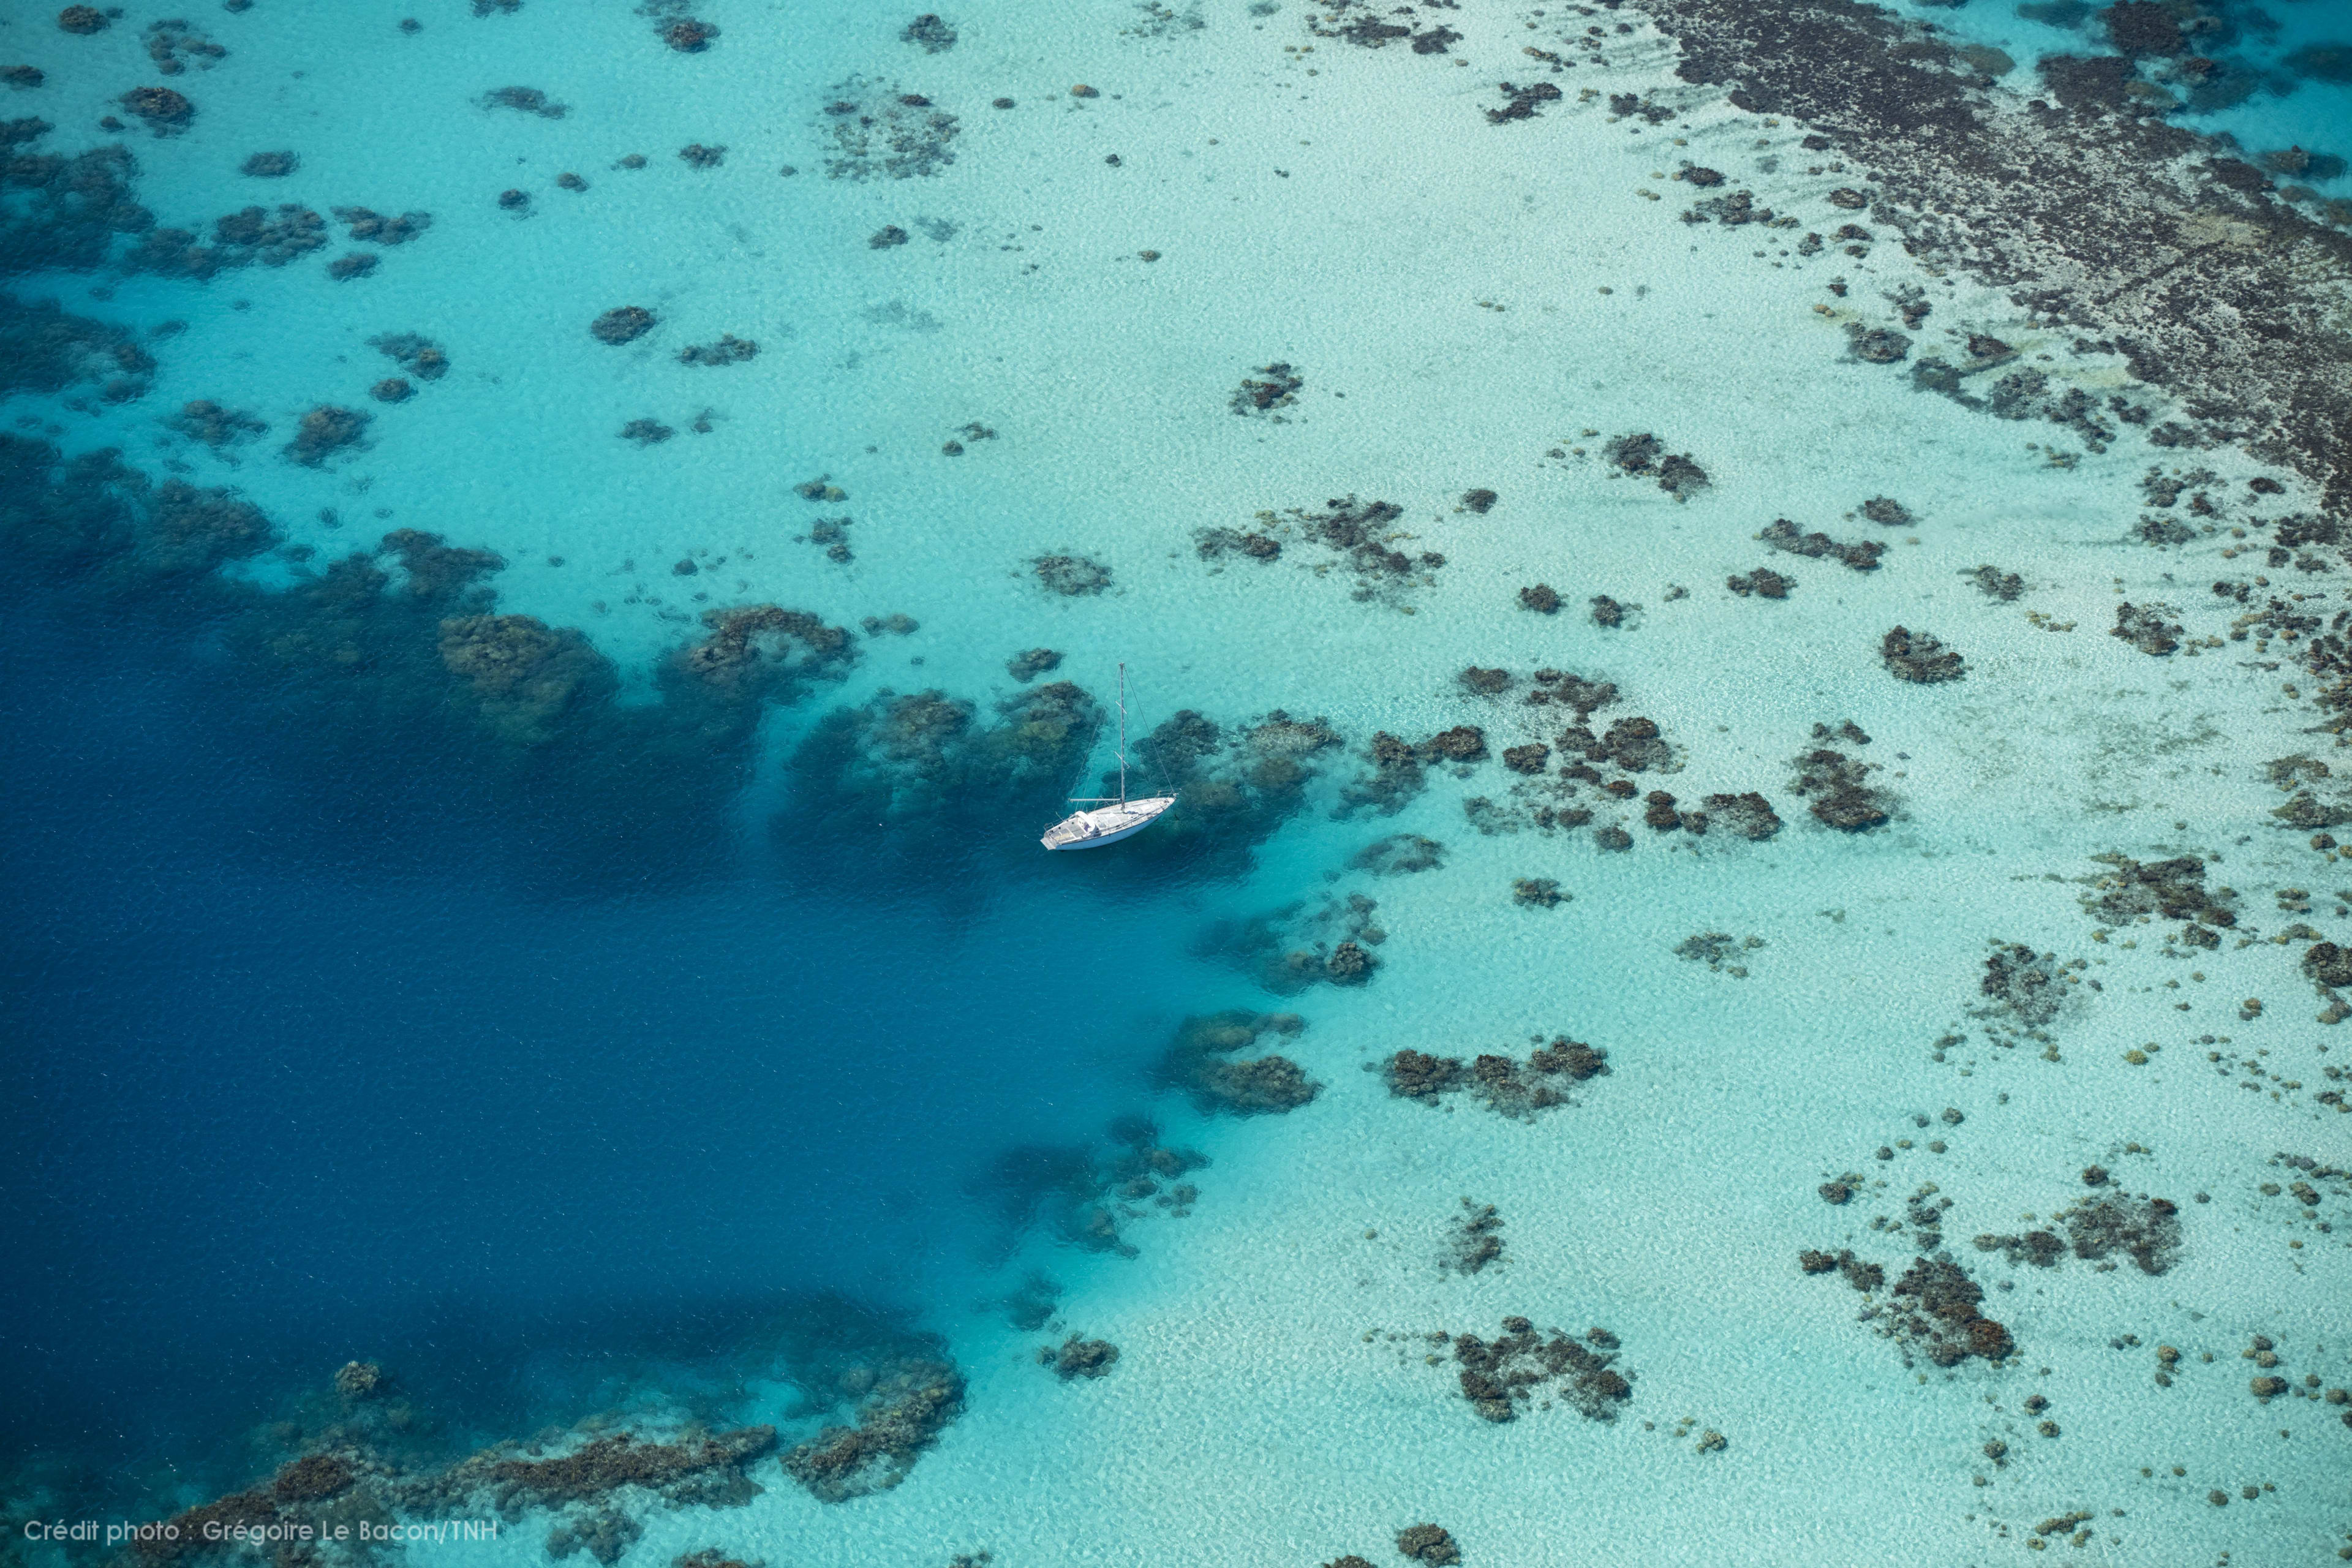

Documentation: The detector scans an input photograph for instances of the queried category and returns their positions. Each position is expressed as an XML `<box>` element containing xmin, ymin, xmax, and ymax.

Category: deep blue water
<box><xmin>0</xmin><ymin>593</ymin><xmax>1208</xmax><ymax>1476</ymax></box>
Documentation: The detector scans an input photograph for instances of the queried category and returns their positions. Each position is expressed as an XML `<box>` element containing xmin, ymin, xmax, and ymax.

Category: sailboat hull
<box><xmin>1041</xmin><ymin>796</ymin><xmax>1177</xmax><ymax>851</ymax></box>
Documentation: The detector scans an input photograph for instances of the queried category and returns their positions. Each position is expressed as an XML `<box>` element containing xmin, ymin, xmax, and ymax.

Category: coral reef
<box><xmin>776</xmin><ymin>680</ymin><xmax>1104</xmax><ymax>864</ymax></box>
<box><xmin>1031</xmin><ymin>554</ymin><xmax>1112</xmax><ymax>595</ymax></box>
<box><xmin>1213</xmin><ymin>494</ymin><xmax>1447</xmax><ymax>606</ymax></box>
<box><xmin>1726</xmin><ymin>567</ymin><xmax>1793</xmax><ymax>598</ymax></box>
<box><xmin>1443</xmin><ymin>1200</ymin><xmax>1504</xmax><ymax>1274</ymax></box>
<box><xmin>1967</xmin><ymin>565</ymin><xmax>2024</xmax><ymax>601</ymax></box>
<box><xmin>979</xmin><ymin>1118</ymin><xmax>1210</xmax><ymax>1258</ymax></box>
<box><xmin>1382</xmin><ymin>1037</ymin><xmax>1605</xmax><ymax>1118</ymax></box>
<box><xmin>2082</xmin><ymin>854</ymin><xmax>2236</xmax><ymax>937</ymax></box>
<box><xmin>1039</xmin><ymin>1336</ymin><xmax>1120</xmax><ymax>1380</ymax></box>
<box><xmin>1397</xmin><ymin>1526</ymin><xmax>1462</xmax><ymax>1565</ymax></box>
<box><xmin>1447</xmin><ymin>1321</ymin><xmax>1632</xmax><ymax>1423</ymax></box>
<box><xmin>678</xmin><ymin>334</ymin><xmax>757</xmax><ymax>366</ymax></box>
<box><xmin>1231</xmin><ymin>361</ymin><xmax>1302</xmax><ymax>415</ymax></box>
<box><xmin>1196</xmin><ymin>889</ymin><xmax>1381</xmax><ymax>993</ymax></box>
<box><xmin>1634</xmin><ymin>0</ymin><xmax>2352</xmax><ymax>511</ymax></box>
<box><xmin>546</xmin><ymin>1512</ymin><xmax>639</xmax><ymax>1566</ymax></box>
<box><xmin>1488</xmin><ymin>81</ymin><xmax>1564</xmax><ymax>123</ymax></box>
<box><xmin>592</xmin><ymin>307</ymin><xmax>657</xmax><ymax>345</ymax></box>
<box><xmin>1804</xmin><ymin>1239</ymin><xmax>2015</xmax><ymax>1368</ymax></box>
<box><xmin>1676</xmin><ymin>931</ymin><xmax>1765</xmax><ymax>975</ymax></box>
<box><xmin>483</xmin><ymin>86</ymin><xmax>566</xmax><ymax>118</ymax></box>
<box><xmin>0</xmin><ymin>295</ymin><xmax>154</xmax><ymax>401</ymax></box>
<box><xmin>1351</xmin><ymin>833</ymin><xmax>1447</xmax><ymax>875</ymax></box>
<box><xmin>121</xmin><ymin>86</ymin><xmax>195</xmax><ymax>135</ymax></box>
<box><xmin>1881</xmin><ymin>625</ymin><xmax>1966</xmax><ymax>682</ymax></box>
<box><xmin>819</xmin><ymin>78</ymin><xmax>960</xmax><ymax>181</ymax></box>
<box><xmin>1758</xmin><ymin>518</ymin><xmax>1883</xmax><ymax>571</ymax></box>
<box><xmin>2111</xmin><ymin>600</ymin><xmax>2182</xmax><ymax>655</ymax></box>
<box><xmin>903</xmin><ymin>14</ymin><xmax>957</xmax><ymax>51</ymax></box>
<box><xmin>1790</xmin><ymin>731</ymin><xmax>1888</xmax><ymax>831</ymax></box>
<box><xmin>333</xmin><ymin>1361</ymin><xmax>385</xmax><ymax>1399</ymax></box>
<box><xmin>437</xmin><ymin>615</ymin><xmax>611</xmax><ymax>748</ymax></box>
<box><xmin>1006</xmin><ymin>647</ymin><xmax>1061</xmax><ymax>682</ymax></box>
<box><xmin>371</xmin><ymin>333</ymin><xmax>449</xmax><ymax>380</ymax></box>
<box><xmin>430</xmin><ymin>1425</ymin><xmax>775</xmax><ymax>1512</ymax></box>
<box><xmin>1111</xmin><ymin>706</ymin><xmax>1342</xmax><ymax>865</ymax></box>
<box><xmin>1700</xmin><ymin>792</ymin><xmax>1782</xmax><ymax>839</ymax></box>
<box><xmin>1978</xmin><ymin>943</ymin><xmax>2062</xmax><ymax>1025</ymax></box>
<box><xmin>781</xmin><ymin>1363</ymin><xmax>963</xmax><ymax>1503</ymax></box>
<box><xmin>1605</xmin><ymin>432</ymin><xmax>1708</xmax><ymax>499</ymax></box>
<box><xmin>283</xmin><ymin>407</ymin><xmax>369</xmax><ymax>467</ymax></box>
<box><xmin>2059</xmin><ymin>1194</ymin><xmax>2182</xmax><ymax>1274</ymax></box>
<box><xmin>1155</xmin><ymin>1009</ymin><xmax>1320</xmax><ymax>1115</ymax></box>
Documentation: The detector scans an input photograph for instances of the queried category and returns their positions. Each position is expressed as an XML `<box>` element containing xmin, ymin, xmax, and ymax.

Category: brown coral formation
<box><xmin>780</xmin><ymin>1367</ymin><xmax>963</xmax><ymax>1502</ymax></box>
<box><xmin>1448</xmin><ymin>1321</ymin><xmax>1632</xmax><ymax>1423</ymax></box>
<box><xmin>1031</xmin><ymin>554</ymin><xmax>1112</xmax><ymax>595</ymax></box>
<box><xmin>121</xmin><ymin>85</ymin><xmax>194</xmax><ymax>134</ymax></box>
<box><xmin>1605</xmin><ymin>431</ymin><xmax>1709</xmax><ymax>499</ymax></box>
<box><xmin>371</xmin><ymin>332</ymin><xmax>449</xmax><ymax>380</ymax></box>
<box><xmin>1727</xmin><ymin>567</ymin><xmax>1794</xmax><ymax>598</ymax></box>
<box><xmin>1123</xmin><ymin>707</ymin><xmax>1343</xmax><ymax>864</ymax></box>
<box><xmin>1443</xmin><ymin>1199</ymin><xmax>1504</xmax><ymax>1274</ymax></box>
<box><xmin>1231</xmin><ymin>361</ymin><xmax>1302</xmax><ymax>415</ymax></box>
<box><xmin>1881</xmin><ymin>626</ymin><xmax>1966</xmax><ymax>682</ymax></box>
<box><xmin>1702</xmin><ymin>792</ymin><xmax>1782</xmax><ymax>839</ymax></box>
<box><xmin>1196</xmin><ymin>890</ymin><xmax>1382</xmax><ymax>993</ymax></box>
<box><xmin>284</xmin><ymin>405</ymin><xmax>369</xmax><ymax>467</ymax></box>
<box><xmin>2084</xmin><ymin>854</ymin><xmax>2236</xmax><ymax>938</ymax></box>
<box><xmin>437</xmin><ymin>615</ymin><xmax>609</xmax><ymax>748</ymax></box>
<box><xmin>678</xmin><ymin>334</ymin><xmax>757</xmax><ymax>366</ymax></box>
<box><xmin>1397</xmin><ymin>1525</ymin><xmax>1462</xmax><ymax>1564</ymax></box>
<box><xmin>1790</xmin><ymin>739</ymin><xmax>1888</xmax><ymax>831</ymax></box>
<box><xmin>819</xmin><ymin>78</ymin><xmax>960</xmax><ymax>181</ymax></box>
<box><xmin>1350</xmin><ymin>834</ymin><xmax>1444</xmax><ymax>875</ymax></box>
<box><xmin>1155</xmin><ymin>1009</ymin><xmax>1321</xmax><ymax>1115</ymax></box>
<box><xmin>591</xmin><ymin>306</ymin><xmax>657</xmax><ymax>345</ymax></box>
<box><xmin>1759</xmin><ymin>518</ymin><xmax>1884</xmax><ymax>571</ymax></box>
<box><xmin>1382</xmin><ymin>1037</ymin><xmax>1605</xmax><ymax>1118</ymax></box>
<box><xmin>1978</xmin><ymin>943</ymin><xmax>2062</xmax><ymax>1025</ymax></box>
<box><xmin>1631</xmin><ymin>0</ymin><xmax>2352</xmax><ymax>515</ymax></box>
<box><xmin>679</xmin><ymin>605</ymin><xmax>855</xmax><ymax>701</ymax></box>
<box><xmin>2057</xmin><ymin>1194</ymin><xmax>2182</xmax><ymax>1274</ymax></box>
<box><xmin>425</xmin><ymin>1425</ymin><xmax>775</xmax><ymax>1516</ymax></box>
<box><xmin>1039</xmin><ymin>1335</ymin><xmax>1120</xmax><ymax>1380</ymax></box>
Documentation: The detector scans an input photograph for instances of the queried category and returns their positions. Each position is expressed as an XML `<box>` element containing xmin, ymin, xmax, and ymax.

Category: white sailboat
<box><xmin>1041</xmin><ymin>663</ymin><xmax>1176</xmax><ymax>851</ymax></box>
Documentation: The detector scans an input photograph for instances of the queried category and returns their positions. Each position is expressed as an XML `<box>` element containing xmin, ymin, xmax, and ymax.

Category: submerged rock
<box><xmin>1039</xmin><ymin>1335</ymin><xmax>1119</xmax><ymax>1380</ymax></box>
<box><xmin>590</xmin><ymin>306</ymin><xmax>657</xmax><ymax>345</ymax></box>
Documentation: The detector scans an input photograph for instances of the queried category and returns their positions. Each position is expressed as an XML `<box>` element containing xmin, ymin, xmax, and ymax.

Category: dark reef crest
<box><xmin>1630</xmin><ymin>0</ymin><xmax>2352</xmax><ymax>513</ymax></box>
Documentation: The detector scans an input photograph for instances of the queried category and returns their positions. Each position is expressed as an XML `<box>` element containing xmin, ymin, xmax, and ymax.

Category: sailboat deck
<box><xmin>1041</xmin><ymin>796</ymin><xmax>1177</xmax><ymax>850</ymax></box>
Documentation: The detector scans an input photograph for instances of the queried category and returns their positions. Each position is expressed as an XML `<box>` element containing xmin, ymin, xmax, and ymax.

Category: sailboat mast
<box><xmin>1117</xmin><ymin>662</ymin><xmax>1128</xmax><ymax>805</ymax></box>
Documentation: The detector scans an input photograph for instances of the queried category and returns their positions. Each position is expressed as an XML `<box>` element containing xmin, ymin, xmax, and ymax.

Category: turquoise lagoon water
<box><xmin>3</xmin><ymin>1</ymin><xmax>2350</xmax><ymax>1565</ymax></box>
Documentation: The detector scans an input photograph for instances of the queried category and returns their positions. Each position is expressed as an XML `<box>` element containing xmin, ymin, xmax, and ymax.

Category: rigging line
<box><xmin>1125</xmin><ymin>664</ymin><xmax>1174</xmax><ymax>797</ymax></box>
